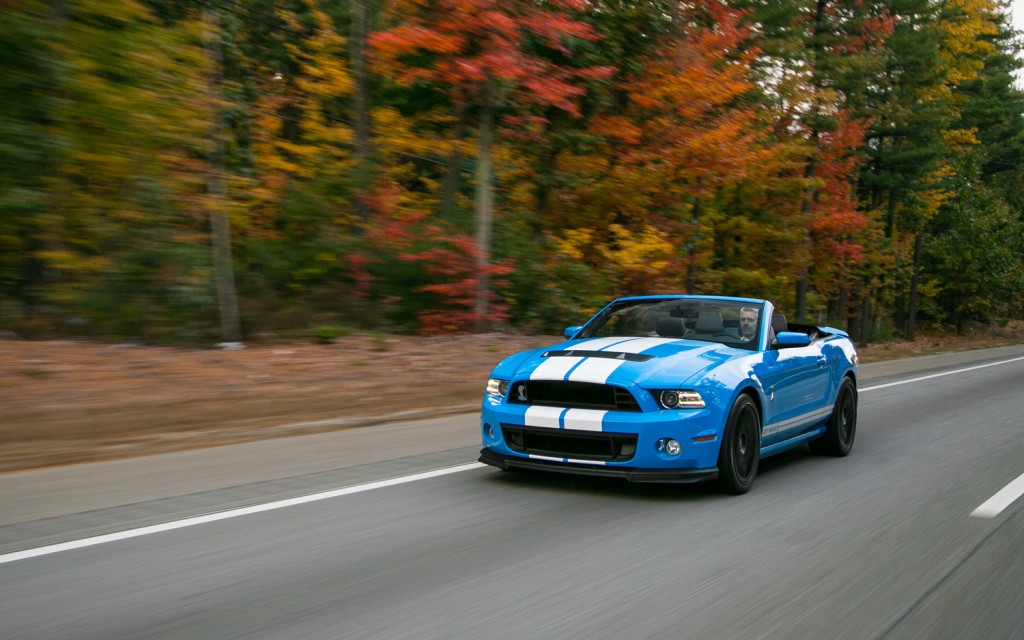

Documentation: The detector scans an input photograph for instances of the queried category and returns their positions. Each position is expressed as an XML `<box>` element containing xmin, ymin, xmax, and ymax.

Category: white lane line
<box><xmin>7</xmin><ymin>354</ymin><xmax>1023</xmax><ymax>564</ymax></box>
<box><xmin>860</xmin><ymin>355</ymin><xmax>1024</xmax><ymax>393</ymax></box>
<box><xmin>859</xmin><ymin>354</ymin><xmax>1024</xmax><ymax>520</ymax></box>
<box><xmin>971</xmin><ymin>470</ymin><xmax>1024</xmax><ymax>519</ymax></box>
<box><xmin>0</xmin><ymin>462</ymin><xmax>485</xmax><ymax>565</ymax></box>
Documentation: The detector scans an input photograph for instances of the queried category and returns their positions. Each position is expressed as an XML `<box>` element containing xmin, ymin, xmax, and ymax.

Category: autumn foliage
<box><xmin>1</xmin><ymin>0</ymin><xmax>1021</xmax><ymax>341</ymax></box>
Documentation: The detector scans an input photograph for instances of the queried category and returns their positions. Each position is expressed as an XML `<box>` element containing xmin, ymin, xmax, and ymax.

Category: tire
<box><xmin>809</xmin><ymin>377</ymin><xmax>857</xmax><ymax>457</ymax></box>
<box><xmin>716</xmin><ymin>395</ymin><xmax>760</xmax><ymax>494</ymax></box>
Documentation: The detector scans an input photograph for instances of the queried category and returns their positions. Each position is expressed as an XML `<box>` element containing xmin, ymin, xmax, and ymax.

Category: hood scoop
<box><xmin>542</xmin><ymin>349</ymin><xmax>654</xmax><ymax>362</ymax></box>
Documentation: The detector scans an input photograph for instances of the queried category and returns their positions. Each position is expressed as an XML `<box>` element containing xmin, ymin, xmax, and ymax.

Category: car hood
<box><xmin>500</xmin><ymin>336</ymin><xmax>741</xmax><ymax>388</ymax></box>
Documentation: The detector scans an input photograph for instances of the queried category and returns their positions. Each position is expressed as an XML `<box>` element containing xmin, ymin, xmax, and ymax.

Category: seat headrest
<box><xmin>695</xmin><ymin>311</ymin><xmax>724</xmax><ymax>334</ymax></box>
<box><xmin>656</xmin><ymin>316</ymin><xmax>687</xmax><ymax>338</ymax></box>
<box><xmin>772</xmin><ymin>313</ymin><xmax>788</xmax><ymax>333</ymax></box>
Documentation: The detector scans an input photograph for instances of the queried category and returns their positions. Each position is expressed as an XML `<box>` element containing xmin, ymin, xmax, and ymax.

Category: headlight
<box><xmin>657</xmin><ymin>389</ymin><xmax>705</xmax><ymax>410</ymax></box>
<box><xmin>486</xmin><ymin>378</ymin><xmax>509</xmax><ymax>397</ymax></box>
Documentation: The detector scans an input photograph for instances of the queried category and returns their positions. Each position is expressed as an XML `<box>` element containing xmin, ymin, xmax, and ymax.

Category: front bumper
<box><xmin>479</xmin><ymin>448</ymin><xmax>719</xmax><ymax>484</ymax></box>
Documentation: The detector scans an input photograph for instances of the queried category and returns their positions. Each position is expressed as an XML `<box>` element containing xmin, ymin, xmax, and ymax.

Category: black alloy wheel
<box><xmin>717</xmin><ymin>395</ymin><xmax>760</xmax><ymax>494</ymax></box>
<box><xmin>809</xmin><ymin>377</ymin><xmax>857</xmax><ymax>457</ymax></box>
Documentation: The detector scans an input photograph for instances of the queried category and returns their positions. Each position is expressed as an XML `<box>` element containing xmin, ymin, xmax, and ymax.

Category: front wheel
<box><xmin>809</xmin><ymin>377</ymin><xmax>857</xmax><ymax>456</ymax></box>
<box><xmin>716</xmin><ymin>395</ymin><xmax>760</xmax><ymax>494</ymax></box>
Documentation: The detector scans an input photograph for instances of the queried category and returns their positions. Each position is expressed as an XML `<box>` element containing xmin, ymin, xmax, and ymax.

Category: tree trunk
<box><xmin>835</xmin><ymin>283</ymin><xmax>847</xmax><ymax>330</ymax></box>
<box><xmin>350</xmin><ymin>0</ymin><xmax>373</xmax><ymax>222</ymax></box>
<box><xmin>795</xmin><ymin>146</ymin><xmax>816</xmax><ymax>323</ymax></box>
<box><xmin>858</xmin><ymin>283</ymin><xmax>871</xmax><ymax>349</ymax></box>
<box><xmin>473</xmin><ymin>96</ymin><xmax>494</xmax><ymax>332</ymax></box>
<box><xmin>906</xmin><ymin>231</ymin><xmax>923</xmax><ymax>341</ymax></box>
<box><xmin>440</xmin><ymin>99</ymin><xmax>467</xmax><ymax>219</ymax></box>
<box><xmin>894</xmin><ymin>282</ymin><xmax>905</xmax><ymax>336</ymax></box>
<box><xmin>203</xmin><ymin>4</ymin><xmax>241</xmax><ymax>342</ymax></box>
<box><xmin>795</xmin><ymin>0</ymin><xmax>829</xmax><ymax>324</ymax></box>
<box><xmin>685</xmin><ymin>198</ymin><xmax>703</xmax><ymax>294</ymax></box>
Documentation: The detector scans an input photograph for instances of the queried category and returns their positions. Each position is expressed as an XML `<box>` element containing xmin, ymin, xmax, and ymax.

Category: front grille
<box><xmin>507</xmin><ymin>380</ymin><xmax>641</xmax><ymax>412</ymax></box>
<box><xmin>502</xmin><ymin>425</ymin><xmax>638</xmax><ymax>462</ymax></box>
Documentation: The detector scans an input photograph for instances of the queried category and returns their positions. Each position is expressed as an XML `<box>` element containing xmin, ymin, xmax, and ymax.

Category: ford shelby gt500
<box><xmin>478</xmin><ymin>295</ymin><xmax>859</xmax><ymax>493</ymax></box>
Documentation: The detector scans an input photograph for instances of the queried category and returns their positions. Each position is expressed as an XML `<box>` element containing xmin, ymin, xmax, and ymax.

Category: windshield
<box><xmin>578</xmin><ymin>298</ymin><xmax>763</xmax><ymax>351</ymax></box>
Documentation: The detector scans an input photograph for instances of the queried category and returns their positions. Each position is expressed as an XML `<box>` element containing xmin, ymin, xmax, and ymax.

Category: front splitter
<box><xmin>479</xmin><ymin>448</ymin><xmax>718</xmax><ymax>484</ymax></box>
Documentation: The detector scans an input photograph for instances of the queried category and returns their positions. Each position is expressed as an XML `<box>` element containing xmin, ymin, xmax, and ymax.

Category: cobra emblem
<box><xmin>516</xmin><ymin>384</ymin><xmax>528</xmax><ymax>403</ymax></box>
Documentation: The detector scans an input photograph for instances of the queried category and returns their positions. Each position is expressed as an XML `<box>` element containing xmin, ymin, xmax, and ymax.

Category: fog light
<box><xmin>483</xmin><ymin>424</ymin><xmax>498</xmax><ymax>443</ymax></box>
<box><xmin>656</xmin><ymin>438</ymin><xmax>682</xmax><ymax>456</ymax></box>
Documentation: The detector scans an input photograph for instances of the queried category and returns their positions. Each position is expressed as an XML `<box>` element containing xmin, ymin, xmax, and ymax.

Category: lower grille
<box><xmin>502</xmin><ymin>425</ymin><xmax>638</xmax><ymax>462</ymax></box>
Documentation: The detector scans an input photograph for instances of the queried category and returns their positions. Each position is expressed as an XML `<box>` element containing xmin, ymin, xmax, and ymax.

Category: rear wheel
<box><xmin>716</xmin><ymin>395</ymin><xmax>760</xmax><ymax>494</ymax></box>
<box><xmin>809</xmin><ymin>377</ymin><xmax>857</xmax><ymax>456</ymax></box>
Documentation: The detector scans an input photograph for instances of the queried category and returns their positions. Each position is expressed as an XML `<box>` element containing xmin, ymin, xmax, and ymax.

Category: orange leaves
<box><xmin>607</xmin><ymin>0</ymin><xmax>772</xmax><ymax>211</ymax></box>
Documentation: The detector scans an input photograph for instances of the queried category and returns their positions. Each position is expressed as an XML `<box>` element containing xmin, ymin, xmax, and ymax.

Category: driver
<box><xmin>738</xmin><ymin>307</ymin><xmax>759</xmax><ymax>343</ymax></box>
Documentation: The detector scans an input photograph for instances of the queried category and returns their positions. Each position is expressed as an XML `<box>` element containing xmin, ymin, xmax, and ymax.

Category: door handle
<box><xmin>817</xmin><ymin>357</ymin><xmax>827</xmax><ymax>368</ymax></box>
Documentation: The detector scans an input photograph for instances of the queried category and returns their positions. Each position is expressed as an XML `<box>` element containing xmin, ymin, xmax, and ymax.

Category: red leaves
<box><xmin>398</xmin><ymin>230</ymin><xmax>514</xmax><ymax>335</ymax></box>
<box><xmin>370</xmin><ymin>0</ymin><xmax>609</xmax><ymax>113</ymax></box>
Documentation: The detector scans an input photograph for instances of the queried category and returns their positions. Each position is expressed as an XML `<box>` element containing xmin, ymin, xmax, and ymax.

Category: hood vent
<box><xmin>543</xmin><ymin>350</ymin><xmax>653</xmax><ymax>362</ymax></box>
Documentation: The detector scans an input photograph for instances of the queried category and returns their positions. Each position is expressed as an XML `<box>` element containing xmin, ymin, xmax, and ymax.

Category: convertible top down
<box><xmin>479</xmin><ymin>295</ymin><xmax>859</xmax><ymax>493</ymax></box>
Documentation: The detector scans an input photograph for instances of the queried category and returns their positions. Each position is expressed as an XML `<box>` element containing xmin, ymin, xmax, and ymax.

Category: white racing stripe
<box><xmin>533</xmin><ymin>338</ymin><xmax>635</xmax><ymax>382</ymax></box>
<box><xmin>524</xmin><ymin>406</ymin><xmax>564</xmax><ymax>429</ymax></box>
<box><xmin>970</xmin><ymin>470</ymin><xmax>1024</xmax><ymax>519</ymax></box>
<box><xmin>530</xmin><ymin>356</ymin><xmax>584</xmax><ymax>380</ymax></box>
<box><xmin>0</xmin><ymin>463</ymin><xmax>485</xmax><ymax>565</ymax></box>
<box><xmin>574</xmin><ymin>337</ymin><xmax>634</xmax><ymax>351</ymax></box>
<box><xmin>568</xmin><ymin>337</ymin><xmax>681</xmax><ymax>383</ymax></box>
<box><xmin>763</xmin><ymin>406</ymin><xmax>832</xmax><ymax>437</ymax></box>
<box><xmin>568</xmin><ymin>358</ymin><xmax>624</xmax><ymax>383</ymax></box>
<box><xmin>562</xmin><ymin>409</ymin><xmax>607</xmax><ymax>432</ymax></box>
<box><xmin>605</xmin><ymin>337</ymin><xmax>679</xmax><ymax>353</ymax></box>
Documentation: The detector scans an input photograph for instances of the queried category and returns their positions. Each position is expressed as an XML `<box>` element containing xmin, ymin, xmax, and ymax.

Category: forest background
<box><xmin>3</xmin><ymin>0</ymin><xmax>1024</xmax><ymax>346</ymax></box>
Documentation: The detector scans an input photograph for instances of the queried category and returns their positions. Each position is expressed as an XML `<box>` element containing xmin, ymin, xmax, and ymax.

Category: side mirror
<box><xmin>564</xmin><ymin>325</ymin><xmax>583</xmax><ymax>339</ymax></box>
<box><xmin>775</xmin><ymin>331</ymin><xmax>811</xmax><ymax>348</ymax></box>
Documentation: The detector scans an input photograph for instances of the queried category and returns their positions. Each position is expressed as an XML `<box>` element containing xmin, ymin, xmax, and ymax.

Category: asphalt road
<box><xmin>1</xmin><ymin>346</ymin><xmax>1023</xmax><ymax>639</ymax></box>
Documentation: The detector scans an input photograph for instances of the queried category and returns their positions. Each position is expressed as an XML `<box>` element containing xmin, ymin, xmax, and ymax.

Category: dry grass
<box><xmin>1</xmin><ymin>322</ymin><xmax>1021</xmax><ymax>473</ymax></box>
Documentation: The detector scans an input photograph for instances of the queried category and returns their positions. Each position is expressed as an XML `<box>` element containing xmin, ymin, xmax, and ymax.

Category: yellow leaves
<box><xmin>253</xmin><ymin>0</ymin><xmax>354</xmax><ymax>203</ymax></box>
<box><xmin>552</xmin><ymin>224</ymin><xmax>679</xmax><ymax>292</ymax></box>
<box><xmin>553</xmin><ymin>228</ymin><xmax>596</xmax><ymax>261</ymax></box>
<box><xmin>918</xmin><ymin>166</ymin><xmax>955</xmax><ymax>216</ymax></box>
<box><xmin>943</xmin><ymin>127</ymin><xmax>979</xmax><ymax>153</ymax></box>
<box><xmin>937</xmin><ymin>0</ymin><xmax>1000</xmax><ymax>85</ymax></box>
<box><xmin>373</xmin><ymin>106</ymin><xmax>441</xmax><ymax>159</ymax></box>
<box><xmin>36</xmin><ymin>250</ymin><xmax>111</xmax><ymax>275</ymax></box>
<box><xmin>601</xmin><ymin>224</ymin><xmax>674</xmax><ymax>275</ymax></box>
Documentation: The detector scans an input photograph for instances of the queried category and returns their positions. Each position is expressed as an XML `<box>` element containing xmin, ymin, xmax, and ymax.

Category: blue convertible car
<box><xmin>479</xmin><ymin>295</ymin><xmax>858</xmax><ymax>493</ymax></box>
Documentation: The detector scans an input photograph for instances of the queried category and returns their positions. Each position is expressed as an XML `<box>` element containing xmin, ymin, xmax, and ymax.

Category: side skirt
<box><xmin>760</xmin><ymin>426</ymin><xmax>827</xmax><ymax>458</ymax></box>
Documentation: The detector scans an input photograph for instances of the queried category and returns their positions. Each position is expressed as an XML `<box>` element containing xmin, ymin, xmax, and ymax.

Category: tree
<box><xmin>0</xmin><ymin>1</ymin><xmax>60</xmax><ymax>325</ymax></box>
<box><xmin>39</xmin><ymin>0</ymin><xmax>215</xmax><ymax>339</ymax></box>
<box><xmin>370</xmin><ymin>0</ymin><xmax>612</xmax><ymax>330</ymax></box>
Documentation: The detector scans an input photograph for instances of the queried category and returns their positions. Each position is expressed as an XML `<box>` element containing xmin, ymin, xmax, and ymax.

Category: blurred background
<box><xmin>2</xmin><ymin>0</ymin><xmax>1023</xmax><ymax>345</ymax></box>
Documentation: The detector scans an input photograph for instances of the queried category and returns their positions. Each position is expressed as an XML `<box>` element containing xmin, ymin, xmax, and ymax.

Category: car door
<box><xmin>752</xmin><ymin>341</ymin><xmax>831</xmax><ymax>445</ymax></box>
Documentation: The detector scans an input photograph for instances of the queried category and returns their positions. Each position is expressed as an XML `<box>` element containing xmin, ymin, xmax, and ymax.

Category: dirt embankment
<box><xmin>2</xmin><ymin>323</ymin><xmax>1022</xmax><ymax>473</ymax></box>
